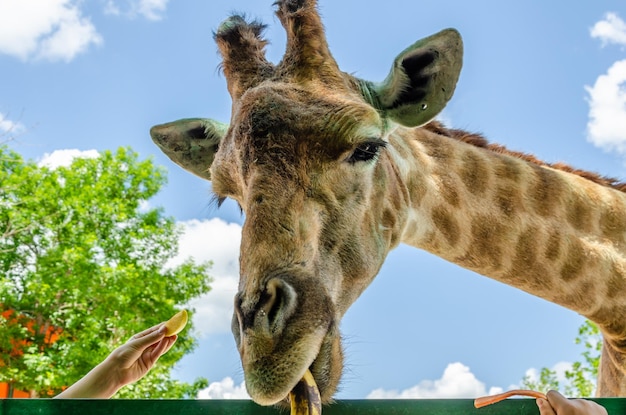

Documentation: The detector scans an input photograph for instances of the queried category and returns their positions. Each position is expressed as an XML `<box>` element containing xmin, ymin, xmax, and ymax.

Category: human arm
<box><xmin>55</xmin><ymin>324</ymin><xmax>176</xmax><ymax>399</ymax></box>
<box><xmin>537</xmin><ymin>390</ymin><xmax>608</xmax><ymax>415</ymax></box>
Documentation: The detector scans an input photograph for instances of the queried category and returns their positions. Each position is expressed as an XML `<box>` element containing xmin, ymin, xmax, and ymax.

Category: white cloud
<box><xmin>586</xmin><ymin>13</ymin><xmax>626</xmax><ymax>153</ymax></box>
<box><xmin>136</xmin><ymin>0</ymin><xmax>169</xmax><ymax>21</ymax></box>
<box><xmin>0</xmin><ymin>113</ymin><xmax>25</xmax><ymax>135</ymax></box>
<box><xmin>591</xmin><ymin>13</ymin><xmax>626</xmax><ymax>47</ymax></box>
<box><xmin>0</xmin><ymin>0</ymin><xmax>102</xmax><ymax>62</ymax></box>
<box><xmin>367</xmin><ymin>362</ymin><xmax>504</xmax><ymax>399</ymax></box>
<box><xmin>585</xmin><ymin>59</ymin><xmax>626</xmax><ymax>153</ymax></box>
<box><xmin>169</xmin><ymin>218</ymin><xmax>242</xmax><ymax>336</ymax></box>
<box><xmin>38</xmin><ymin>149</ymin><xmax>100</xmax><ymax>169</ymax></box>
<box><xmin>0</xmin><ymin>0</ymin><xmax>170</xmax><ymax>62</ymax></box>
<box><xmin>104</xmin><ymin>0</ymin><xmax>169</xmax><ymax>21</ymax></box>
<box><xmin>197</xmin><ymin>377</ymin><xmax>250</xmax><ymax>399</ymax></box>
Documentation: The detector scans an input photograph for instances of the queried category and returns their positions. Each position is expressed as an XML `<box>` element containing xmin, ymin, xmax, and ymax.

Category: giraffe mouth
<box><xmin>283</xmin><ymin>327</ymin><xmax>342</xmax><ymax>408</ymax></box>
<box><xmin>245</xmin><ymin>324</ymin><xmax>341</xmax><ymax>409</ymax></box>
<box><xmin>288</xmin><ymin>369</ymin><xmax>322</xmax><ymax>414</ymax></box>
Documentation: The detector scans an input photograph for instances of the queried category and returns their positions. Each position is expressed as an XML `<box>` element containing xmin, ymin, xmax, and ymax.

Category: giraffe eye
<box><xmin>347</xmin><ymin>141</ymin><xmax>385</xmax><ymax>164</ymax></box>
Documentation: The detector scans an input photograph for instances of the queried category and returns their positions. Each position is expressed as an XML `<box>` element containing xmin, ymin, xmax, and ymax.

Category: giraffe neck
<box><xmin>389</xmin><ymin>126</ymin><xmax>626</xmax><ymax>341</ymax></box>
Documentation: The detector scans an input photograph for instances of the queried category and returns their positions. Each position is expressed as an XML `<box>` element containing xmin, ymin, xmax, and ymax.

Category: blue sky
<box><xmin>2</xmin><ymin>0</ymin><xmax>626</xmax><ymax>401</ymax></box>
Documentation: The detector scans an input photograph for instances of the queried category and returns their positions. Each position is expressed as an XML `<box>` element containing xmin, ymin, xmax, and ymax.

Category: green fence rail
<box><xmin>1</xmin><ymin>399</ymin><xmax>625</xmax><ymax>415</ymax></box>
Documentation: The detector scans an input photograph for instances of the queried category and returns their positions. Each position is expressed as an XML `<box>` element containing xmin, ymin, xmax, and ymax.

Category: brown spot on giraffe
<box><xmin>494</xmin><ymin>156</ymin><xmax>523</xmax><ymax>183</ymax></box>
<box><xmin>151</xmin><ymin>0</ymin><xmax>626</xmax><ymax>405</ymax></box>
<box><xmin>609</xmin><ymin>264</ymin><xmax>626</xmax><ymax>300</ymax></box>
<box><xmin>431</xmin><ymin>205</ymin><xmax>460</xmax><ymax>247</ymax></box>
<box><xmin>560</xmin><ymin>239</ymin><xmax>587</xmax><ymax>282</ymax></box>
<box><xmin>439</xmin><ymin>173</ymin><xmax>461</xmax><ymax>207</ymax></box>
<box><xmin>460</xmin><ymin>150</ymin><xmax>490</xmax><ymax>195</ymax></box>
<box><xmin>566</xmin><ymin>191</ymin><xmax>595</xmax><ymax>233</ymax></box>
<box><xmin>513</xmin><ymin>228</ymin><xmax>536</xmax><ymax>267</ymax></box>
<box><xmin>530</xmin><ymin>165</ymin><xmax>566</xmax><ymax>218</ymax></box>
<box><xmin>422</xmin><ymin>133</ymin><xmax>455</xmax><ymax>162</ymax></box>
<box><xmin>602</xmin><ymin>195</ymin><xmax>626</xmax><ymax>242</ymax></box>
<box><xmin>509</xmin><ymin>226</ymin><xmax>546</xmax><ymax>283</ymax></box>
<box><xmin>544</xmin><ymin>228</ymin><xmax>563</xmax><ymax>262</ymax></box>
<box><xmin>494</xmin><ymin>184</ymin><xmax>522</xmax><ymax>217</ymax></box>
<box><xmin>464</xmin><ymin>215</ymin><xmax>505</xmax><ymax>270</ymax></box>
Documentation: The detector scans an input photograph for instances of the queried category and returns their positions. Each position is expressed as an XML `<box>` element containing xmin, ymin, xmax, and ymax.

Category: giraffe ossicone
<box><xmin>151</xmin><ymin>0</ymin><xmax>626</xmax><ymax>406</ymax></box>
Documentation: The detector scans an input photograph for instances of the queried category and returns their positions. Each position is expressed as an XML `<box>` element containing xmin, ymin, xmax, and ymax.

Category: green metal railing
<box><xmin>1</xmin><ymin>399</ymin><xmax>625</xmax><ymax>415</ymax></box>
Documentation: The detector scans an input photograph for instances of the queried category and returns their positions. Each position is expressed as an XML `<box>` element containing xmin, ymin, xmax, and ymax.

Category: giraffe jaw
<box><xmin>240</xmin><ymin>323</ymin><xmax>343</xmax><ymax>408</ymax></box>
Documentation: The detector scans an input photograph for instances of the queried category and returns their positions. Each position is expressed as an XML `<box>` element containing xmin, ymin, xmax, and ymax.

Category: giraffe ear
<box><xmin>150</xmin><ymin>118</ymin><xmax>228</xmax><ymax>181</ymax></box>
<box><xmin>369</xmin><ymin>28</ymin><xmax>463</xmax><ymax>127</ymax></box>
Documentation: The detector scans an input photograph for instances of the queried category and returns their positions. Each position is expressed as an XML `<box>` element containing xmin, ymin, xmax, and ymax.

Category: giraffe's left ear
<box><xmin>364</xmin><ymin>28</ymin><xmax>463</xmax><ymax>127</ymax></box>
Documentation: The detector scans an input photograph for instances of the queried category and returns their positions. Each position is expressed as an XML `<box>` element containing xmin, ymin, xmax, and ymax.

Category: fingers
<box><xmin>126</xmin><ymin>324</ymin><xmax>167</xmax><ymax>354</ymax></box>
<box><xmin>153</xmin><ymin>335</ymin><xmax>177</xmax><ymax>358</ymax></box>
<box><xmin>130</xmin><ymin>323</ymin><xmax>165</xmax><ymax>341</ymax></box>
<box><xmin>113</xmin><ymin>320</ymin><xmax>180</xmax><ymax>369</ymax></box>
<box><xmin>546</xmin><ymin>390</ymin><xmax>570</xmax><ymax>410</ymax></box>
<box><xmin>147</xmin><ymin>335</ymin><xmax>177</xmax><ymax>364</ymax></box>
<box><xmin>130</xmin><ymin>318</ymin><xmax>182</xmax><ymax>343</ymax></box>
<box><xmin>537</xmin><ymin>397</ymin><xmax>557</xmax><ymax>415</ymax></box>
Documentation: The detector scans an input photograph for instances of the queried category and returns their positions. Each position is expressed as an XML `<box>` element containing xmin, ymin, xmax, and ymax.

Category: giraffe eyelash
<box><xmin>209</xmin><ymin>193</ymin><xmax>243</xmax><ymax>215</ymax></box>
<box><xmin>347</xmin><ymin>140</ymin><xmax>387</xmax><ymax>164</ymax></box>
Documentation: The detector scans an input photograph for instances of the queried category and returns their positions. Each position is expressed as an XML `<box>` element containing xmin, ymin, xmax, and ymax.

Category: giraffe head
<box><xmin>151</xmin><ymin>0</ymin><xmax>462</xmax><ymax>406</ymax></box>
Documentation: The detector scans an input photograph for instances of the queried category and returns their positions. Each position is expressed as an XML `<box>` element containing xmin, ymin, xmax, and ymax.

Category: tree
<box><xmin>0</xmin><ymin>146</ymin><xmax>211</xmax><ymax>398</ymax></box>
<box><xmin>521</xmin><ymin>320</ymin><xmax>601</xmax><ymax>397</ymax></box>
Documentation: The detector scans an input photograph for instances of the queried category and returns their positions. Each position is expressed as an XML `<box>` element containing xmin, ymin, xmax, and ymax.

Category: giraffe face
<box><xmin>211</xmin><ymin>83</ymin><xmax>389</xmax><ymax>405</ymax></box>
<box><xmin>150</xmin><ymin>0</ymin><xmax>462</xmax><ymax>406</ymax></box>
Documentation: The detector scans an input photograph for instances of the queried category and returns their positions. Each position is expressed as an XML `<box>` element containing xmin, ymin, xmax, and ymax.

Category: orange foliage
<box><xmin>1</xmin><ymin>308</ymin><xmax>62</xmax><ymax>357</ymax></box>
<box><xmin>0</xmin><ymin>307</ymin><xmax>63</xmax><ymax>398</ymax></box>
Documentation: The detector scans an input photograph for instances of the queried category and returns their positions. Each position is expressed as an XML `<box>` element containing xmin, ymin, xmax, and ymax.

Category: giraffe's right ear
<box><xmin>150</xmin><ymin>118</ymin><xmax>228</xmax><ymax>181</ymax></box>
<box><xmin>365</xmin><ymin>28</ymin><xmax>463</xmax><ymax>128</ymax></box>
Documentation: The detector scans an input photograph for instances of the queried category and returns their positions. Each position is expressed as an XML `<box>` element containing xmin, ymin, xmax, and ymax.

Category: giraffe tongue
<box><xmin>288</xmin><ymin>369</ymin><xmax>322</xmax><ymax>415</ymax></box>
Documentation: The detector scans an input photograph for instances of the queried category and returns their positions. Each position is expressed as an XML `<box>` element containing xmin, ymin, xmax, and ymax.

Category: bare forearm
<box><xmin>54</xmin><ymin>360</ymin><xmax>121</xmax><ymax>399</ymax></box>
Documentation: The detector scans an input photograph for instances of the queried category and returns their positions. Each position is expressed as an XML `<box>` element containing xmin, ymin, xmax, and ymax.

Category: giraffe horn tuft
<box><xmin>214</xmin><ymin>15</ymin><xmax>274</xmax><ymax>100</ymax></box>
<box><xmin>275</xmin><ymin>0</ymin><xmax>343</xmax><ymax>85</ymax></box>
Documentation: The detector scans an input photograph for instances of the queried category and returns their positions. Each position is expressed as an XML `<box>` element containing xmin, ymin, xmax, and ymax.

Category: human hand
<box><xmin>105</xmin><ymin>323</ymin><xmax>176</xmax><ymax>389</ymax></box>
<box><xmin>55</xmin><ymin>323</ymin><xmax>176</xmax><ymax>398</ymax></box>
<box><xmin>537</xmin><ymin>390</ymin><xmax>608</xmax><ymax>415</ymax></box>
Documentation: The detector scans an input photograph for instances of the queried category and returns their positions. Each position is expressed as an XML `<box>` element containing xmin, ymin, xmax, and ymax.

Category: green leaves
<box><xmin>0</xmin><ymin>146</ymin><xmax>211</xmax><ymax>398</ymax></box>
<box><xmin>521</xmin><ymin>320</ymin><xmax>601</xmax><ymax>397</ymax></box>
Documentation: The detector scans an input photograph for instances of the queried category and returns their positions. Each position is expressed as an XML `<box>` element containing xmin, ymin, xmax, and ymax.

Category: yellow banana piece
<box><xmin>289</xmin><ymin>369</ymin><xmax>322</xmax><ymax>415</ymax></box>
<box><xmin>163</xmin><ymin>309</ymin><xmax>188</xmax><ymax>336</ymax></box>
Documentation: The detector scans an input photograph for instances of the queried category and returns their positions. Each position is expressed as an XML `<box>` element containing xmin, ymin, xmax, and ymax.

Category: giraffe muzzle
<box><xmin>231</xmin><ymin>275</ymin><xmax>337</xmax><ymax>407</ymax></box>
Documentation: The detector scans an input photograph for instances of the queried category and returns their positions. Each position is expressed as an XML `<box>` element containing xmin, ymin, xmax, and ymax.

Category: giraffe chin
<box><xmin>244</xmin><ymin>328</ymin><xmax>343</xmax><ymax>408</ymax></box>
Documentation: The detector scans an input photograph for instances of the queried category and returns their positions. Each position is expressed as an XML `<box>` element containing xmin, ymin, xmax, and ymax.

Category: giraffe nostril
<box><xmin>266</xmin><ymin>282</ymin><xmax>284</xmax><ymax>326</ymax></box>
<box><xmin>260</xmin><ymin>278</ymin><xmax>297</xmax><ymax>334</ymax></box>
<box><xmin>233</xmin><ymin>278</ymin><xmax>298</xmax><ymax>337</ymax></box>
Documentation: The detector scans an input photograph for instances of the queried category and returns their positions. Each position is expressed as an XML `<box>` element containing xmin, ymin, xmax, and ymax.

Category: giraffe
<box><xmin>150</xmin><ymin>0</ymin><xmax>626</xmax><ymax>407</ymax></box>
